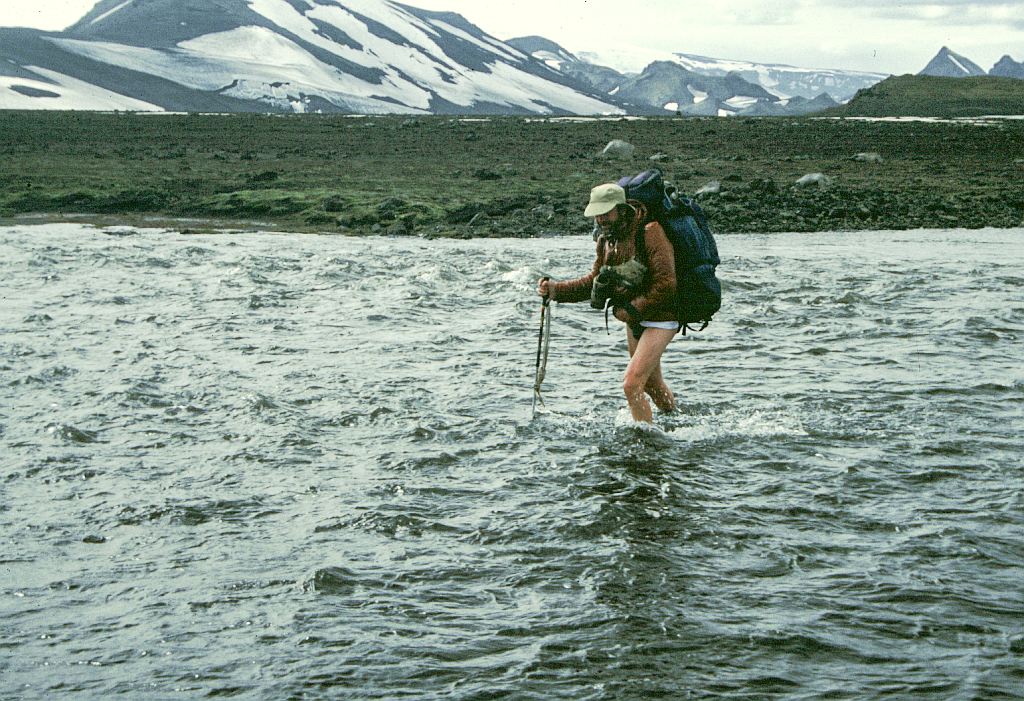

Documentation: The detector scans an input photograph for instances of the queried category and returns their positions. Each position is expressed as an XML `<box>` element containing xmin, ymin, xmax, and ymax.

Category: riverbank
<box><xmin>1</xmin><ymin>111</ymin><xmax>1022</xmax><ymax>236</ymax></box>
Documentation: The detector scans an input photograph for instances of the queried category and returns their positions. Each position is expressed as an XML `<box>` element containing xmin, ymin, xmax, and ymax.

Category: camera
<box><xmin>590</xmin><ymin>259</ymin><xmax>647</xmax><ymax>310</ymax></box>
<box><xmin>590</xmin><ymin>265</ymin><xmax>629</xmax><ymax>309</ymax></box>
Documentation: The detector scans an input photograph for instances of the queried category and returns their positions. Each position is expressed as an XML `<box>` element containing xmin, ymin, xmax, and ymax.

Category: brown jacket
<box><xmin>550</xmin><ymin>214</ymin><xmax>677</xmax><ymax>323</ymax></box>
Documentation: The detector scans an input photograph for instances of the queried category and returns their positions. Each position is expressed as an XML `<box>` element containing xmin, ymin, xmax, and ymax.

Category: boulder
<box><xmin>695</xmin><ymin>181</ymin><xmax>722</xmax><ymax>196</ymax></box>
<box><xmin>795</xmin><ymin>173</ymin><xmax>833</xmax><ymax>189</ymax></box>
<box><xmin>852</xmin><ymin>152</ymin><xmax>884</xmax><ymax>163</ymax></box>
<box><xmin>601</xmin><ymin>139</ymin><xmax>636</xmax><ymax>159</ymax></box>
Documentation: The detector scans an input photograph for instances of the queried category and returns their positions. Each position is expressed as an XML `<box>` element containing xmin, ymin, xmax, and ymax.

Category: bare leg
<box><xmin>645</xmin><ymin>364</ymin><xmax>676</xmax><ymax>414</ymax></box>
<box><xmin>623</xmin><ymin>326</ymin><xmax>677</xmax><ymax>423</ymax></box>
<box><xmin>626</xmin><ymin>327</ymin><xmax>676</xmax><ymax>413</ymax></box>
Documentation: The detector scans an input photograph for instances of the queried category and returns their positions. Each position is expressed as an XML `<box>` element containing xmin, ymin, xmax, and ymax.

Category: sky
<box><xmin>0</xmin><ymin>0</ymin><xmax>1020</xmax><ymax>75</ymax></box>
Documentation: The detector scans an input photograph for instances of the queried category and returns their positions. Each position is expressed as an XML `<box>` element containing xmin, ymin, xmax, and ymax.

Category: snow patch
<box><xmin>534</xmin><ymin>51</ymin><xmax>567</xmax><ymax>71</ymax></box>
<box><xmin>248</xmin><ymin>0</ymin><xmax>374</xmax><ymax>69</ymax></box>
<box><xmin>673</xmin><ymin>52</ymin><xmax>881</xmax><ymax>79</ymax></box>
<box><xmin>460</xmin><ymin>59</ymin><xmax>624</xmax><ymax>114</ymax></box>
<box><xmin>817</xmin><ymin>116</ymin><xmax>1022</xmax><ymax>127</ymax></box>
<box><xmin>91</xmin><ymin>0</ymin><xmax>134</xmax><ymax>25</ymax></box>
<box><xmin>671</xmin><ymin>51</ymin><xmax>887</xmax><ymax>101</ymax></box>
<box><xmin>0</xmin><ymin>66</ymin><xmax>161</xmax><ymax>111</ymax></box>
<box><xmin>724</xmin><ymin>95</ymin><xmax>759</xmax><ymax>109</ymax></box>
<box><xmin>54</xmin><ymin>29</ymin><xmax>434</xmax><ymax>112</ymax></box>
<box><xmin>430</xmin><ymin>20</ymin><xmax>522</xmax><ymax>63</ymax></box>
<box><xmin>663</xmin><ymin>101</ymin><xmax>678</xmax><ymax>112</ymax></box>
<box><xmin>687</xmin><ymin>85</ymin><xmax>708</xmax><ymax>104</ymax></box>
<box><xmin>948</xmin><ymin>54</ymin><xmax>970</xmax><ymax>75</ymax></box>
<box><xmin>524</xmin><ymin>116</ymin><xmax>647</xmax><ymax>123</ymax></box>
<box><xmin>481</xmin><ymin>33</ymin><xmax>526</xmax><ymax>61</ymax></box>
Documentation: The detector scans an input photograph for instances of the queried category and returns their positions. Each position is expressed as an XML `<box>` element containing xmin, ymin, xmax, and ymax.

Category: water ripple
<box><xmin>1</xmin><ymin>224</ymin><xmax>1022</xmax><ymax>700</ymax></box>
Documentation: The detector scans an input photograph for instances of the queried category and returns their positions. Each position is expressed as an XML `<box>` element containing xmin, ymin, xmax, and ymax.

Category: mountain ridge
<box><xmin>917</xmin><ymin>46</ymin><xmax>1024</xmax><ymax>80</ymax></box>
<box><xmin>666</xmin><ymin>52</ymin><xmax>887</xmax><ymax>102</ymax></box>
<box><xmin>990</xmin><ymin>54</ymin><xmax>1024</xmax><ymax>79</ymax></box>
<box><xmin>0</xmin><ymin>0</ymin><xmax>626</xmax><ymax>114</ymax></box>
<box><xmin>508</xmin><ymin>36</ymin><xmax>852</xmax><ymax>116</ymax></box>
<box><xmin>2</xmin><ymin>2</ymin><xmax>1020</xmax><ymax>115</ymax></box>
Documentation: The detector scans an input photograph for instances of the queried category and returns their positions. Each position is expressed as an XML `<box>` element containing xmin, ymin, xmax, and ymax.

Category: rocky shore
<box><xmin>437</xmin><ymin>173</ymin><xmax>1024</xmax><ymax>239</ymax></box>
<box><xmin>1</xmin><ymin>112</ymin><xmax>1021</xmax><ymax>236</ymax></box>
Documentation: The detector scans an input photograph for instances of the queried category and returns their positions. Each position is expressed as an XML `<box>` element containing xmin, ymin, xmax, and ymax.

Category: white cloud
<box><xmin>0</xmin><ymin>1</ymin><xmax>96</xmax><ymax>30</ymax></box>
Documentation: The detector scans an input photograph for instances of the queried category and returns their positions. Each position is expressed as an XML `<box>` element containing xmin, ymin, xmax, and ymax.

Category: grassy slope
<box><xmin>824</xmin><ymin>74</ymin><xmax>1024</xmax><ymax>118</ymax></box>
<box><xmin>0</xmin><ymin>111</ymin><xmax>1022</xmax><ymax>235</ymax></box>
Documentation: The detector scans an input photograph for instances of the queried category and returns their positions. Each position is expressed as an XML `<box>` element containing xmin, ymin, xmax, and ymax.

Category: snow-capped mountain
<box><xmin>571</xmin><ymin>45</ymin><xmax>888</xmax><ymax>102</ymax></box>
<box><xmin>0</xmin><ymin>0</ymin><xmax>624</xmax><ymax>114</ymax></box>
<box><xmin>506</xmin><ymin>36</ymin><xmax>632</xmax><ymax>95</ymax></box>
<box><xmin>615</xmin><ymin>60</ymin><xmax>780</xmax><ymax>116</ymax></box>
<box><xmin>918</xmin><ymin>47</ymin><xmax>987</xmax><ymax>78</ymax></box>
<box><xmin>510</xmin><ymin>38</ymin><xmax>779</xmax><ymax>116</ymax></box>
<box><xmin>668</xmin><ymin>53</ymin><xmax>888</xmax><ymax>102</ymax></box>
<box><xmin>510</xmin><ymin>36</ymin><xmax>861</xmax><ymax>116</ymax></box>
<box><xmin>505</xmin><ymin>36</ymin><xmax>577</xmax><ymax>72</ymax></box>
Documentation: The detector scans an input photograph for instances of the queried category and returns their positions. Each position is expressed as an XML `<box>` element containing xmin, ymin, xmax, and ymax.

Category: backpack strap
<box><xmin>680</xmin><ymin>321</ymin><xmax>710</xmax><ymax>336</ymax></box>
<box><xmin>633</xmin><ymin>220</ymin><xmax>648</xmax><ymax>265</ymax></box>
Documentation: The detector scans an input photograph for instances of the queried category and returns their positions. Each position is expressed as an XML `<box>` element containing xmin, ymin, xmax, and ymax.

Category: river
<box><xmin>1</xmin><ymin>223</ymin><xmax>1022</xmax><ymax>699</ymax></box>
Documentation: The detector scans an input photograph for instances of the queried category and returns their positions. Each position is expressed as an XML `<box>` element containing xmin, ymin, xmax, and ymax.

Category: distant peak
<box><xmin>919</xmin><ymin>46</ymin><xmax>986</xmax><ymax>77</ymax></box>
<box><xmin>989</xmin><ymin>54</ymin><xmax>1024</xmax><ymax>78</ymax></box>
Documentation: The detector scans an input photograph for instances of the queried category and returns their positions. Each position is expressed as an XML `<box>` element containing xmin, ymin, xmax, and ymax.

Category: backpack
<box><xmin>617</xmin><ymin>169</ymin><xmax>722</xmax><ymax>332</ymax></box>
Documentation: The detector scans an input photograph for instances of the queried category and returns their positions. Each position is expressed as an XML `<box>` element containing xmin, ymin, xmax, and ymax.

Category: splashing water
<box><xmin>1</xmin><ymin>224</ymin><xmax>1022</xmax><ymax>700</ymax></box>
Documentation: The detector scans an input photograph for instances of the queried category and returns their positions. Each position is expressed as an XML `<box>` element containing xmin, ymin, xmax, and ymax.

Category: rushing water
<box><xmin>1</xmin><ymin>223</ymin><xmax>1022</xmax><ymax>700</ymax></box>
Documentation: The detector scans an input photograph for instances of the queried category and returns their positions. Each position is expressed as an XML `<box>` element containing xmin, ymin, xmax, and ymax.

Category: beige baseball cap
<box><xmin>584</xmin><ymin>183</ymin><xmax>625</xmax><ymax>217</ymax></box>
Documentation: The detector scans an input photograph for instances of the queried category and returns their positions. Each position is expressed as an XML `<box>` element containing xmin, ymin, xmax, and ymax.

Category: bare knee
<box><xmin>623</xmin><ymin>373</ymin><xmax>646</xmax><ymax>400</ymax></box>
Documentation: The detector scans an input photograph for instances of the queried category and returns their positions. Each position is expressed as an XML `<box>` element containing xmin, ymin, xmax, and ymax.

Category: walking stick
<box><xmin>532</xmin><ymin>281</ymin><xmax>551</xmax><ymax>417</ymax></box>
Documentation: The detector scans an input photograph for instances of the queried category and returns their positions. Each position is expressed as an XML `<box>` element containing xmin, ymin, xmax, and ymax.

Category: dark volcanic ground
<box><xmin>1</xmin><ymin>112</ymin><xmax>1022</xmax><ymax>236</ymax></box>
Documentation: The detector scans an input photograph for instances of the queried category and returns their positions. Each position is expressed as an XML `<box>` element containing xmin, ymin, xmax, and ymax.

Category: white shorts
<box><xmin>640</xmin><ymin>320</ymin><xmax>680</xmax><ymax>330</ymax></box>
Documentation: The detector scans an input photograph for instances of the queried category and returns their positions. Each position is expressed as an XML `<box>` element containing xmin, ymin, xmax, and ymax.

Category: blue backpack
<box><xmin>617</xmin><ymin>169</ymin><xmax>722</xmax><ymax>332</ymax></box>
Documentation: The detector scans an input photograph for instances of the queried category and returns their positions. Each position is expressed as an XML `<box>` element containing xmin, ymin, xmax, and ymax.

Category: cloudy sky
<box><xmin>0</xmin><ymin>0</ymin><xmax>1020</xmax><ymax>75</ymax></box>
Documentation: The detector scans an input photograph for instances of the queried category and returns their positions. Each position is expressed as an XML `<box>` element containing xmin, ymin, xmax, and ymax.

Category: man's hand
<box><xmin>613</xmin><ymin>306</ymin><xmax>631</xmax><ymax>323</ymax></box>
<box><xmin>537</xmin><ymin>278</ymin><xmax>551</xmax><ymax>299</ymax></box>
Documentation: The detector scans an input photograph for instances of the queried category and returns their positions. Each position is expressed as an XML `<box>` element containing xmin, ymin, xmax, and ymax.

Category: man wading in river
<box><xmin>537</xmin><ymin>183</ymin><xmax>678</xmax><ymax>423</ymax></box>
